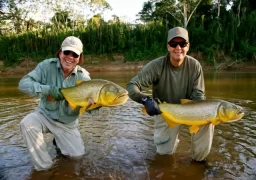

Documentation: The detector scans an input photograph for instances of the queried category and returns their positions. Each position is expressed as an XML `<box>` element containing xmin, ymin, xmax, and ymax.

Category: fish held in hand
<box><xmin>143</xmin><ymin>99</ymin><xmax>245</xmax><ymax>134</ymax></box>
<box><xmin>61</xmin><ymin>79</ymin><xmax>129</xmax><ymax>115</ymax></box>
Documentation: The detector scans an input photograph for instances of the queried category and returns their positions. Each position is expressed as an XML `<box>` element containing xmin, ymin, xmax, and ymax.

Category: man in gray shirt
<box><xmin>126</xmin><ymin>27</ymin><xmax>214</xmax><ymax>162</ymax></box>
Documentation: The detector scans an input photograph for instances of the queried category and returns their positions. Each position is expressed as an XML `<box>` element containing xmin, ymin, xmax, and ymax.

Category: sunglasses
<box><xmin>168</xmin><ymin>41</ymin><xmax>188</xmax><ymax>48</ymax></box>
<box><xmin>63</xmin><ymin>50</ymin><xmax>80</xmax><ymax>58</ymax></box>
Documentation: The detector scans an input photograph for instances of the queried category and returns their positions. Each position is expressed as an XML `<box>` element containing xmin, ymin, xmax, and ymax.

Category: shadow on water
<box><xmin>0</xmin><ymin>71</ymin><xmax>256</xmax><ymax>180</ymax></box>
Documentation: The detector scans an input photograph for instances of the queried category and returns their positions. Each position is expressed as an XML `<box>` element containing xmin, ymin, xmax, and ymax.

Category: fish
<box><xmin>60</xmin><ymin>79</ymin><xmax>129</xmax><ymax>115</ymax></box>
<box><xmin>143</xmin><ymin>99</ymin><xmax>245</xmax><ymax>133</ymax></box>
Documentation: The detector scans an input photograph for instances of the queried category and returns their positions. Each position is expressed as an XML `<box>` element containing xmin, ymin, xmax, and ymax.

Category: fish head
<box><xmin>98</xmin><ymin>82</ymin><xmax>129</xmax><ymax>106</ymax></box>
<box><xmin>218</xmin><ymin>101</ymin><xmax>245</xmax><ymax>123</ymax></box>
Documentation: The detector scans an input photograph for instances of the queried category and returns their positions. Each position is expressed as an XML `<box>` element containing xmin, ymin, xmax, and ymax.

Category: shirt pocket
<box><xmin>44</xmin><ymin>100</ymin><xmax>58</xmax><ymax>111</ymax></box>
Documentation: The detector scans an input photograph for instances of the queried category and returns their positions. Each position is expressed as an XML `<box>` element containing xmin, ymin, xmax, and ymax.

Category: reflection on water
<box><xmin>0</xmin><ymin>71</ymin><xmax>256</xmax><ymax>180</ymax></box>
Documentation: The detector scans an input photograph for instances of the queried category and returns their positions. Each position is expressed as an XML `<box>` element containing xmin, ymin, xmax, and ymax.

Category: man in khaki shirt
<box><xmin>126</xmin><ymin>27</ymin><xmax>214</xmax><ymax>162</ymax></box>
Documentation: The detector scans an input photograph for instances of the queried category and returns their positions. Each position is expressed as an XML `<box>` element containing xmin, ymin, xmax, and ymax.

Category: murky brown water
<box><xmin>0</xmin><ymin>71</ymin><xmax>255</xmax><ymax>180</ymax></box>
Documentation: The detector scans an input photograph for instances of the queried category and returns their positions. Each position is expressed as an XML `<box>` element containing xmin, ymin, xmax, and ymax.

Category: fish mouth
<box><xmin>116</xmin><ymin>93</ymin><xmax>129</xmax><ymax>100</ymax></box>
<box><xmin>118</xmin><ymin>94</ymin><xmax>128</xmax><ymax>98</ymax></box>
<box><xmin>236</xmin><ymin>111</ymin><xmax>245</xmax><ymax>119</ymax></box>
<box><xmin>231</xmin><ymin>105</ymin><xmax>245</xmax><ymax>121</ymax></box>
<box><xmin>111</xmin><ymin>93</ymin><xmax>129</xmax><ymax>106</ymax></box>
<box><xmin>226</xmin><ymin>111</ymin><xmax>245</xmax><ymax>123</ymax></box>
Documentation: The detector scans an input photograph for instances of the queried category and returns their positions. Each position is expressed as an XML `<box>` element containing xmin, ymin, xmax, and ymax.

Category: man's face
<box><xmin>167</xmin><ymin>37</ymin><xmax>190</xmax><ymax>65</ymax></box>
<box><xmin>59</xmin><ymin>50</ymin><xmax>80</xmax><ymax>72</ymax></box>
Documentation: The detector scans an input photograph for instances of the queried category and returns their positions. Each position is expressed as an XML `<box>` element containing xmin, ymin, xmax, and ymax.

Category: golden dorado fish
<box><xmin>143</xmin><ymin>99</ymin><xmax>244</xmax><ymax>134</ymax></box>
<box><xmin>61</xmin><ymin>79</ymin><xmax>129</xmax><ymax>115</ymax></box>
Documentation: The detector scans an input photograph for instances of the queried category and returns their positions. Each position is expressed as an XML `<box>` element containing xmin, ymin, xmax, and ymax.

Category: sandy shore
<box><xmin>0</xmin><ymin>59</ymin><xmax>255</xmax><ymax>77</ymax></box>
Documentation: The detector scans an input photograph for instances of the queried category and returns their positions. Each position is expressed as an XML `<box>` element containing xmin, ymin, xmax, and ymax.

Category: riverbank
<box><xmin>0</xmin><ymin>58</ymin><xmax>255</xmax><ymax>77</ymax></box>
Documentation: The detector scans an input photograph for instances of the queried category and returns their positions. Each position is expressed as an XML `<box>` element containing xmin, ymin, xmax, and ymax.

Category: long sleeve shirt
<box><xmin>18</xmin><ymin>58</ymin><xmax>91</xmax><ymax>124</ymax></box>
<box><xmin>126</xmin><ymin>53</ymin><xmax>205</xmax><ymax>104</ymax></box>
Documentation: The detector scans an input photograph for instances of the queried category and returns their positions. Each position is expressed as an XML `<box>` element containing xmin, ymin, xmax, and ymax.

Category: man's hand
<box><xmin>48</xmin><ymin>86</ymin><xmax>64</xmax><ymax>101</ymax></box>
<box><xmin>142</xmin><ymin>96</ymin><xmax>162</xmax><ymax>116</ymax></box>
<box><xmin>87</xmin><ymin>98</ymin><xmax>101</xmax><ymax>116</ymax></box>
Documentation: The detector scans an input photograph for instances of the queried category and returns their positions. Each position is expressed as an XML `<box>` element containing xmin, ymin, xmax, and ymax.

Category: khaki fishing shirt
<box><xmin>18</xmin><ymin>58</ymin><xmax>91</xmax><ymax>124</ymax></box>
<box><xmin>126</xmin><ymin>53</ymin><xmax>205</xmax><ymax>104</ymax></box>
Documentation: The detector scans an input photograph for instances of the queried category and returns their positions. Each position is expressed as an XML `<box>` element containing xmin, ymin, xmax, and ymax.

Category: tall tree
<box><xmin>139</xmin><ymin>0</ymin><xmax>203</xmax><ymax>28</ymax></box>
<box><xmin>137</xmin><ymin>1</ymin><xmax>154</xmax><ymax>22</ymax></box>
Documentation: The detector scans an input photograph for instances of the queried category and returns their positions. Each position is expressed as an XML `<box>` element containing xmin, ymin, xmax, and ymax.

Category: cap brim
<box><xmin>168</xmin><ymin>36</ymin><xmax>188</xmax><ymax>43</ymax></box>
<box><xmin>62</xmin><ymin>46</ymin><xmax>81</xmax><ymax>55</ymax></box>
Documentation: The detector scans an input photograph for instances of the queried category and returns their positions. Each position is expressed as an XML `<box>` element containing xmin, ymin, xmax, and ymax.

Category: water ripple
<box><xmin>0</xmin><ymin>85</ymin><xmax>255</xmax><ymax>179</ymax></box>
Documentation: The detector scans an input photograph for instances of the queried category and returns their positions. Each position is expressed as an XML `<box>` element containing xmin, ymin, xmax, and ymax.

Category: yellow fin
<box><xmin>161</xmin><ymin>111</ymin><xmax>178</xmax><ymax>128</ymax></box>
<box><xmin>166</xmin><ymin>120</ymin><xmax>177</xmax><ymax>128</ymax></box>
<box><xmin>180</xmin><ymin>99</ymin><xmax>192</xmax><ymax>104</ymax></box>
<box><xmin>86</xmin><ymin>104</ymin><xmax>101</xmax><ymax>111</ymax></box>
<box><xmin>211</xmin><ymin>120</ymin><xmax>220</xmax><ymax>125</ymax></box>
<box><xmin>76</xmin><ymin>80</ymin><xmax>84</xmax><ymax>85</ymax></box>
<box><xmin>65</xmin><ymin>98</ymin><xmax>78</xmax><ymax>110</ymax></box>
<box><xmin>142</xmin><ymin>107</ymin><xmax>147</xmax><ymax>114</ymax></box>
<box><xmin>79</xmin><ymin>106</ymin><xmax>87</xmax><ymax>115</ymax></box>
<box><xmin>189</xmin><ymin>125</ymin><xmax>200</xmax><ymax>133</ymax></box>
<box><xmin>79</xmin><ymin>104</ymin><xmax>101</xmax><ymax>115</ymax></box>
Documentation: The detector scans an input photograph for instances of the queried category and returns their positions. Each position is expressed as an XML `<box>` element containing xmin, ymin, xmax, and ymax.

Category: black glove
<box><xmin>48</xmin><ymin>86</ymin><xmax>64</xmax><ymax>101</ymax></box>
<box><xmin>142</xmin><ymin>96</ymin><xmax>162</xmax><ymax>116</ymax></box>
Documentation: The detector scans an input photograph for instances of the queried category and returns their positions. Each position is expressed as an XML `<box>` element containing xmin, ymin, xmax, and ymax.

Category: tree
<box><xmin>137</xmin><ymin>1</ymin><xmax>154</xmax><ymax>22</ymax></box>
<box><xmin>138</xmin><ymin>0</ymin><xmax>204</xmax><ymax>28</ymax></box>
<box><xmin>51</xmin><ymin>11</ymin><xmax>72</xmax><ymax>30</ymax></box>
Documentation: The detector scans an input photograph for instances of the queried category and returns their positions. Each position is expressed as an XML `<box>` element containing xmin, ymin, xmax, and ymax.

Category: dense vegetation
<box><xmin>0</xmin><ymin>0</ymin><xmax>255</xmax><ymax>67</ymax></box>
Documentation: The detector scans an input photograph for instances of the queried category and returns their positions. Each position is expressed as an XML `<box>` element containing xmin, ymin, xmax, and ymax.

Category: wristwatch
<box><xmin>142</xmin><ymin>96</ymin><xmax>149</xmax><ymax>104</ymax></box>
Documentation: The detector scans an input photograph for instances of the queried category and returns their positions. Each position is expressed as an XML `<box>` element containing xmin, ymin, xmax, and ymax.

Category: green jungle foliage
<box><xmin>0</xmin><ymin>0</ymin><xmax>255</xmax><ymax>67</ymax></box>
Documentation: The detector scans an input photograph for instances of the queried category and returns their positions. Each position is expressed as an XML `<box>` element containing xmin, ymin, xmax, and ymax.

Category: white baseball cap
<box><xmin>61</xmin><ymin>36</ymin><xmax>83</xmax><ymax>55</ymax></box>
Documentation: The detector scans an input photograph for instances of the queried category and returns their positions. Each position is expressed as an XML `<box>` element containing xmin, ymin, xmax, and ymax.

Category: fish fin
<box><xmin>63</xmin><ymin>95</ymin><xmax>82</xmax><ymax>111</ymax></box>
<box><xmin>142</xmin><ymin>107</ymin><xmax>147</xmax><ymax>114</ymax></box>
<box><xmin>79</xmin><ymin>106</ymin><xmax>87</xmax><ymax>115</ymax></box>
<box><xmin>76</xmin><ymin>80</ymin><xmax>84</xmax><ymax>85</ymax></box>
<box><xmin>66</xmin><ymin>99</ymin><xmax>78</xmax><ymax>110</ymax></box>
<box><xmin>85</xmin><ymin>104</ymin><xmax>92</xmax><ymax>111</ymax></box>
<box><xmin>180</xmin><ymin>99</ymin><xmax>192</xmax><ymax>104</ymax></box>
<box><xmin>189</xmin><ymin>125</ymin><xmax>200</xmax><ymax>133</ymax></box>
<box><xmin>79</xmin><ymin>104</ymin><xmax>101</xmax><ymax>115</ymax></box>
<box><xmin>82</xmin><ymin>103</ymin><xmax>98</xmax><ymax>112</ymax></box>
<box><xmin>211</xmin><ymin>121</ymin><xmax>220</xmax><ymax>125</ymax></box>
<box><xmin>166</xmin><ymin>120</ymin><xmax>177</xmax><ymax>128</ymax></box>
<box><xmin>161</xmin><ymin>111</ymin><xmax>177</xmax><ymax>128</ymax></box>
<box><xmin>86</xmin><ymin>104</ymin><xmax>102</xmax><ymax>111</ymax></box>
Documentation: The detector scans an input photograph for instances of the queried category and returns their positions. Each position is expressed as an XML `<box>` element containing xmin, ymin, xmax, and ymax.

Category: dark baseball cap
<box><xmin>167</xmin><ymin>27</ymin><xmax>189</xmax><ymax>43</ymax></box>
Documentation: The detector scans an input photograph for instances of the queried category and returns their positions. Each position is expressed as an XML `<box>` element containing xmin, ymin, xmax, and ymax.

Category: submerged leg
<box><xmin>42</xmin><ymin>116</ymin><xmax>85</xmax><ymax>159</ymax></box>
<box><xmin>191</xmin><ymin>124</ymin><xmax>215</xmax><ymax>161</ymax></box>
<box><xmin>20</xmin><ymin>112</ymin><xmax>53</xmax><ymax>171</ymax></box>
<box><xmin>154</xmin><ymin>115</ymin><xmax>181</xmax><ymax>155</ymax></box>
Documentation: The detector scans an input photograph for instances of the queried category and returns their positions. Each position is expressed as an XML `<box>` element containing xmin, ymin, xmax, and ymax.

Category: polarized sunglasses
<box><xmin>63</xmin><ymin>50</ymin><xmax>80</xmax><ymax>58</ymax></box>
<box><xmin>168</xmin><ymin>41</ymin><xmax>188</xmax><ymax>48</ymax></box>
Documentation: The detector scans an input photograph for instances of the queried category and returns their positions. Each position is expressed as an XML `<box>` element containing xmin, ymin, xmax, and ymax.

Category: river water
<box><xmin>0</xmin><ymin>71</ymin><xmax>255</xmax><ymax>180</ymax></box>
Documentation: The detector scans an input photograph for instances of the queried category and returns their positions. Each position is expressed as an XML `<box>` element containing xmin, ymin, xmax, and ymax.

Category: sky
<box><xmin>23</xmin><ymin>0</ymin><xmax>147</xmax><ymax>23</ymax></box>
<box><xmin>104</xmin><ymin>0</ymin><xmax>147</xmax><ymax>23</ymax></box>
